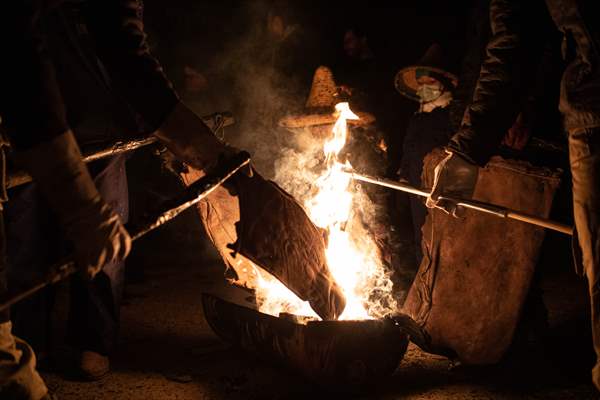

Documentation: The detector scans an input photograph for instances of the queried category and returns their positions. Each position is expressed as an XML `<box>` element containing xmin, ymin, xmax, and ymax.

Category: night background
<box><xmin>141</xmin><ymin>0</ymin><xmax>473</xmax><ymax>166</ymax></box>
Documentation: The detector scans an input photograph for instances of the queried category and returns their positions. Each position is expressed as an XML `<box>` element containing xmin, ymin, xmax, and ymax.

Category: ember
<box><xmin>254</xmin><ymin>102</ymin><xmax>397</xmax><ymax>320</ymax></box>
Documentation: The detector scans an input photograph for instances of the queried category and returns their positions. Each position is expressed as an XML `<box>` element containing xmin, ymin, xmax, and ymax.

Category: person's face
<box><xmin>268</xmin><ymin>15</ymin><xmax>285</xmax><ymax>39</ymax></box>
<box><xmin>416</xmin><ymin>76</ymin><xmax>444</xmax><ymax>103</ymax></box>
<box><xmin>343</xmin><ymin>30</ymin><xmax>361</xmax><ymax>58</ymax></box>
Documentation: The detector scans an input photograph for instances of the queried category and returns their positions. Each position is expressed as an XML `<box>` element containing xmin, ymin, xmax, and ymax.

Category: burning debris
<box><xmin>177</xmin><ymin>99</ymin><xmax>397</xmax><ymax>322</ymax></box>
<box><xmin>228</xmin><ymin>70</ymin><xmax>395</xmax><ymax>323</ymax></box>
<box><xmin>256</xmin><ymin>101</ymin><xmax>397</xmax><ymax>320</ymax></box>
<box><xmin>179</xmin><ymin>164</ymin><xmax>346</xmax><ymax>321</ymax></box>
<box><xmin>168</xmin><ymin>66</ymin><xmax>400</xmax><ymax>323</ymax></box>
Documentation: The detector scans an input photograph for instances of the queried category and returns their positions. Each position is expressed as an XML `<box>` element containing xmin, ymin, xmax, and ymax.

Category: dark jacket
<box><xmin>400</xmin><ymin>107</ymin><xmax>452</xmax><ymax>263</ymax></box>
<box><xmin>0</xmin><ymin>0</ymin><xmax>179</xmax><ymax>151</ymax></box>
<box><xmin>449</xmin><ymin>0</ymin><xmax>600</xmax><ymax>166</ymax></box>
<box><xmin>43</xmin><ymin>3</ymin><xmax>145</xmax><ymax>150</ymax></box>
<box><xmin>448</xmin><ymin>0</ymin><xmax>491</xmax><ymax>132</ymax></box>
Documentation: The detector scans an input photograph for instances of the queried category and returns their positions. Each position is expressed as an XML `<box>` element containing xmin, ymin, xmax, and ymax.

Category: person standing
<box><xmin>395</xmin><ymin>43</ymin><xmax>458</xmax><ymax>264</ymax></box>
<box><xmin>0</xmin><ymin>0</ymin><xmax>236</xmax><ymax>397</ymax></box>
<box><xmin>427</xmin><ymin>0</ymin><xmax>600</xmax><ymax>389</ymax></box>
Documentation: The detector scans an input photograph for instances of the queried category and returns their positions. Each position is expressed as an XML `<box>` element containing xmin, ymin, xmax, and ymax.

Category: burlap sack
<box><xmin>402</xmin><ymin>148</ymin><xmax>561</xmax><ymax>364</ymax></box>
<box><xmin>181</xmin><ymin>166</ymin><xmax>346</xmax><ymax>321</ymax></box>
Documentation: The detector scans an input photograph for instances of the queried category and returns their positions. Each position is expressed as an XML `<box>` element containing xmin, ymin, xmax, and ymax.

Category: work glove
<box><xmin>156</xmin><ymin>102</ymin><xmax>249</xmax><ymax>176</ymax></box>
<box><xmin>17</xmin><ymin>131</ymin><xmax>131</xmax><ymax>279</ymax></box>
<box><xmin>426</xmin><ymin>149</ymin><xmax>479</xmax><ymax>216</ymax></box>
<box><xmin>502</xmin><ymin>112</ymin><xmax>531</xmax><ymax>151</ymax></box>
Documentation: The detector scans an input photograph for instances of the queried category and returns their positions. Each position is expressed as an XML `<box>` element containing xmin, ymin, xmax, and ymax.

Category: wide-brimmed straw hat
<box><xmin>394</xmin><ymin>43</ymin><xmax>458</xmax><ymax>102</ymax></box>
<box><xmin>279</xmin><ymin>66</ymin><xmax>375</xmax><ymax>129</ymax></box>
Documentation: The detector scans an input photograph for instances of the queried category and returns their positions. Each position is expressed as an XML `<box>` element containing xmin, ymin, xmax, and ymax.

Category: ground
<box><xmin>37</xmin><ymin>153</ymin><xmax>599</xmax><ymax>399</ymax></box>
<box><xmin>36</xmin><ymin>209</ymin><xmax>598</xmax><ymax>400</ymax></box>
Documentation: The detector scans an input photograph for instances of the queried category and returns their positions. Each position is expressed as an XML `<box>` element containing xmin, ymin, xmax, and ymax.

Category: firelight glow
<box><xmin>254</xmin><ymin>102</ymin><xmax>397</xmax><ymax>320</ymax></box>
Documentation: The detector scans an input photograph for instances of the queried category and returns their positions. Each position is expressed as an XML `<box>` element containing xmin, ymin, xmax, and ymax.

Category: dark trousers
<box><xmin>569</xmin><ymin>128</ymin><xmax>600</xmax><ymax>385</ymax></box>
<box><xmin>4</xmin><ymin>155</ymin><xmax>129</xmax><ymax>355</ymax></box>
<box><xmin>401</xmin><ymin>110</ymin><xmax>451</xmax><ymax>264</ymax></box>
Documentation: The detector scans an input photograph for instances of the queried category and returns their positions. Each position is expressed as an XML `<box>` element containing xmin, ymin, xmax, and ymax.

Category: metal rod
<box><xmin>6</xmin><ymin>112</ymin><xmax>235</xmax><ymax>189</ymax></box>
<box><xmin>128</xmin><ymin>152</ymin><xmax>250</xmax><ymax>241</ymax></box>
<box><xmin>344</xmin><ymin>170</ymin><xmax>573</xmax><ymax>236</ymax></box>
<box><xmin>0</xmin><ymin>151</ymin><xmax>251</xmax><ymax>312</ymax></box>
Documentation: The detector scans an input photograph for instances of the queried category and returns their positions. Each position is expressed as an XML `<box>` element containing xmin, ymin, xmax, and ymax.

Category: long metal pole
<box><xmin>0</xmin><ymin>152</ymin><xmax>251</xmax><ymax>313</ymax></box>
<box><xmin>344</xmin><ymin>170</ymin><xmax>573</xmax><ymax>236</ymax></box>
<box><xmin>6</xmin><ymin>112</ymin><xmax>235</xmax><ymax>189</ymax></box>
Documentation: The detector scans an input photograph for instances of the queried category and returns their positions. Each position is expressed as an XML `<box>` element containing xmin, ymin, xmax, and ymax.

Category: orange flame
<box><xmin>255</xmin><ymin>102</ymin><xmax>396</xmax><ymax>320</ymax></box>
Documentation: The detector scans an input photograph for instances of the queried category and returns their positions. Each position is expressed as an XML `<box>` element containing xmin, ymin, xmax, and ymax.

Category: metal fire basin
<box><xmin>201</xmin><ymin>293</ymin><xmax>409</xmax><ymax>389</ymax></box>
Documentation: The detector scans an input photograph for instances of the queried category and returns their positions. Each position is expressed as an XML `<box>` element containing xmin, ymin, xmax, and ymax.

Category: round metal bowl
<box><xmin>202</xmin><ymin>293</ymin><xmax>409</xmax><ymax>388</ymax></box>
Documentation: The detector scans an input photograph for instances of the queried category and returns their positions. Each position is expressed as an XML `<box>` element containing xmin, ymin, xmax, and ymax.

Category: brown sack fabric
<box><xmin>402</xmin><ymin>148</ymin><xmax>561</xmax><ymax>364</ymax></box>
<box><xmin>181</xmin><ymin>166</ymin><xmax>346</xmax><ymax>321</ymax></box>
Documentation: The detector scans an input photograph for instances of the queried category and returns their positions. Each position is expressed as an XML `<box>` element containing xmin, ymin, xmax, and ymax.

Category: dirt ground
<box><xmin>35</xmin><ymin>208</ymin><xmax>598</xmax><ymax>400</ymax></box>
<box><xmin>34</xmin><ymin>153</ymin><xmax>599</xmax><ymax>399</ymax></box>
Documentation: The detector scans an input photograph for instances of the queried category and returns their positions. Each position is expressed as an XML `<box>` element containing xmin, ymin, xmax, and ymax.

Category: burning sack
<box><xmin>180</xmin><ymin>166</ymin><xmax>346</xmax><ymax>321</ymax></box>
<box><xmin>402</xmin><ymin>148</ymin><xmax>561</xmax><ymax>364</ymax></box>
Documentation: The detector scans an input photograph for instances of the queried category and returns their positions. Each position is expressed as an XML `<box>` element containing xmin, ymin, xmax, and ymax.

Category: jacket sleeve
<box><xmin>0</xmin><ymin>1</ymin><xmax>69</xmax><ymax>151</ymax></box>
<box><xmin>448</xmin><ymin>0</ymin><xmax>491</xmax><ymax>132</ymax></box>
<box><xmin>85</xmin><ymin>0</ymin><xmax>179</xmax><ymax>132</ymax></box>
<box><xmin>448</xmin><ymin>0</ymin><xmax>524</xmax><ymax>166</ymax></box>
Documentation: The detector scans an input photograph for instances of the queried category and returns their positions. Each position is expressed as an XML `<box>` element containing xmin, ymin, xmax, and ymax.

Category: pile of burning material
<box><xmin>182</xmin><ymin>83</ymin><xmax>566</xmax><ymax>390</ymax></box>
<box><xmin>196</xmin><ymin>75</ymin><xmax>412</xmax><ymax>385</ymax></box>
<box><xmin>177</xmin><ymin>67</ymin><xmax>400</xmax><ymax>325</ymax></box>
<box><xmin>171</xmin><ymin>67</ymin><xmax>412</xmax><ymax>387</ymax></box>
<box><xmin>173</xmin><ymin>65</ymin><xmax>567</xmax><ymax>387</ymax></box>
<box><xmin>256</xmin><ymin>67</ymin><xmax>399</xmax><ymax>321</ymax></box>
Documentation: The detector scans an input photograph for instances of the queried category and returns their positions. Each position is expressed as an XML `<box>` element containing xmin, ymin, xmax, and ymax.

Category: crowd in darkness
<box><xmin>142</xmin><ymin>0</ymin><xmax>567</xmax><ymax>264</ymax></box>
<box><xmin>142</xmin><ymin>0</ymin><xmax>472</xmax><ymax>175</ymax></box>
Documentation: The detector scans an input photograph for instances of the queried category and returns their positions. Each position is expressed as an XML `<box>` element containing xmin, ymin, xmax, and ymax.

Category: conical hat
<box><xmin>305</xmin><ymin>66</ymin><xmax>338</xmax><ymax>108</ymax></box>
<box><xmin>394</xmin><ymin>43</ymin><xmax>458</xmax><ymax>102</ymax></box>
<box><xmin>279</xmin><ymin>66</ymin><xmax>375</xmax><ymax>129</ymax></box>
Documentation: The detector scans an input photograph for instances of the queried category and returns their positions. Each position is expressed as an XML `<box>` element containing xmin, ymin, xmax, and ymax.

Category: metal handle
<box><xmin>0</xmin><ymin>152</ymin><xmax>251</xmax><ymax>313</ymax></box>
<box><xmin>6</xmin><ymin>112</ymin><xmax>235</xmax><ymax>189</ymax></box>
<box><xmin>344</xmin><ymin>170</ymin><xmax>573</xmax><ymax>236</ymax></box>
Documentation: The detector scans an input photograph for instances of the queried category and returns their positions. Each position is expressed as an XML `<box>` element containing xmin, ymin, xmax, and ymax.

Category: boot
<box><xmin>0</xmin><ymin>321</ymin><xmax>48</xmax><ymax>400</ymax></box>
<box><xmin>593</xmin><ymin>362</ymin><xmax>600</xmax><ymax>391</ymax></box>
<box><xmin>79</xmin><ymin>351</ymin><xmax>109</xmax><ymax>381</ymax></box>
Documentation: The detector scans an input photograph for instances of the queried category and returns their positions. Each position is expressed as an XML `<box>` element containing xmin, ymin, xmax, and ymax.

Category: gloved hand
<box><xmin>426</xmin><ymin>150</ymin><xmax>479</xmax><ymax>215</ymax></box>
<box><xmin>502</xmin><ymin>112</ymin><xmax>531</xmax><ymax>151</ymax></box>
<box><xmin>156</xmin><ymin>102</ymin><xmax>249</xmax><ymax>175</ymax></box>
<box><xmin>66</xmin><ymin>196</ymin><xmax>131</xmax><ymax>279</ymax></box>
<box><xmin>17</xmin><ymin>131</ymin><xmax>131</xmax><ymax>279</ymax></box>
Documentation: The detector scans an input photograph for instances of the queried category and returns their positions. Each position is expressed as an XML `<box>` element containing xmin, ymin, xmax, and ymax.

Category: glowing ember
<box><xmin>255</xmin><ymin>102</ymin><xmax>397</xmax><ymax>320</ymax></box>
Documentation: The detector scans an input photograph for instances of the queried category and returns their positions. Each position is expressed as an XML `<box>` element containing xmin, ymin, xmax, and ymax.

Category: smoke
<box><xmin>206</xmin><ymin>5</ymin><xmax>402</xmax><ymax>315</ymax></box>
<box><xmin>271</xmin><ymin>117</ymin><xmax>399</xmax><ymax>320</ymax></box>
<box><xmin>146</xmin><ymin>1</ymin><xmax>403</xmax><ymax>318</ymax></box>
<box><xmin>162</xmin><ymin>1</ymin><xmax>316</xmax><ymax>180</ymax></box>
